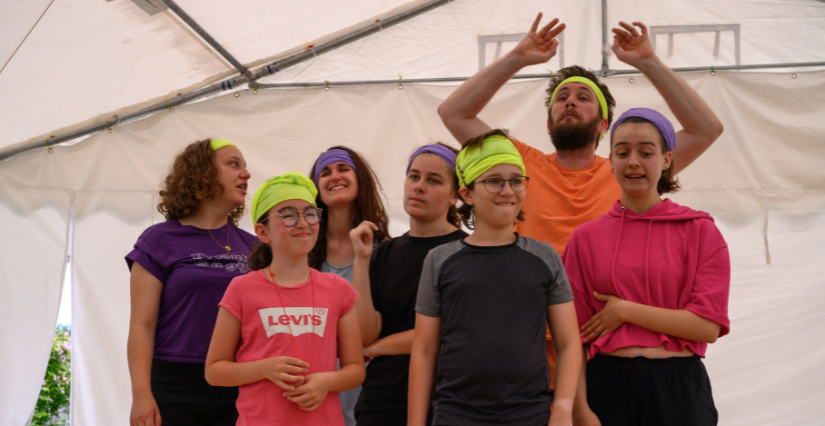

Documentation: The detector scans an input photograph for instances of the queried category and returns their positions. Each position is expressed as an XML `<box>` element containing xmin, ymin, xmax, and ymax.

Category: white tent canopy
<box><xmin>1</xmin><ymin>1</ymin><xmax>824</xmax><ymax>425</ymax></box>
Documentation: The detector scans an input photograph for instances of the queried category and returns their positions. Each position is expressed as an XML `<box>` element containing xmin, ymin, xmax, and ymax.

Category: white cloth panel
<box><xmin>0</xmin><ymin>69</ymin><xmax>823</xmax><ymax>424</ymax></box>
<box><xmin>0</xmin><ymin>187</ymin><xmax>69</xmax><ymax>426</ymax></box>
<box><xmin>71</xmin><ymin>192</ymin><xmax>157</xmax><ymax>426</ymax></box>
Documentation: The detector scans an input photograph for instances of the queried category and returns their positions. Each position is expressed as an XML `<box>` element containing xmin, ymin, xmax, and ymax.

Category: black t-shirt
<box><xmin>416</xmin><ymin>235</ymin><xmax>574</xmax><ymax>426</ymax></box>
<box><xmin>355</xmin><ymin>229</ymin><xmax>468</xmax><ymax>414</ymax></box>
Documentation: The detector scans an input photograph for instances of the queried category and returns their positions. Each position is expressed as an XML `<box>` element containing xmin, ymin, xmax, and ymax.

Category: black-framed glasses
<box><xmin>478</xmin><ymin>176</ymin><xmax>530</xmax><ymax>194</ymax></box>
<box><xmin>276</xmin><ymin>206</ymin><xmax>322</xmax><ymax>227</ymax></box>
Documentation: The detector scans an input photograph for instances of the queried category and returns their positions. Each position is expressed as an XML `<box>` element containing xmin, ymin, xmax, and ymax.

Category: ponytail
<box><xmin>247</xmin><ymin>208</ymin><xmax>274</xmax><ymax>271</ymax></box>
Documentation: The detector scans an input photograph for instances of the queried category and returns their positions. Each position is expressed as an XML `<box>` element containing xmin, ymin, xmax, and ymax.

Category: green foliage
<box><xmin>32</xmin><ymin>326</ymin><xmax>71</xmax><ymax>426</ymax></box>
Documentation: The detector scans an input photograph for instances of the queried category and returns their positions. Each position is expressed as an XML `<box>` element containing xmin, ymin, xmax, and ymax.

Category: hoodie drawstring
<box><xmin>610</xmin><ymin>207</ymin><xmax>627</xmax><ymax>299</ymax></box>
<box><xmin>645</xmin><ymin>220</ymin><xmax>653</xmax><ymax>300</ymax></box>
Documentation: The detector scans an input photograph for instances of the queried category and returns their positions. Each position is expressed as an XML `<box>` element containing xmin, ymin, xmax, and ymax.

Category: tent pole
<box><xmin>255</xmin><ymin>61</ymin><xmax>825</xmax><ymax>88</ymax></box>
<box><xmin>159</xmin><ymin>0</ymin><xmax>250</xmax><ymax>76</ymax></box>
<box><xmin>601</xmin><ymin>0</ymin><xmax>610</xmax><ymax>76</ymax></box>
<box><xmin>0</xmin><ymin>0</ymin><xmax>453</xmax><ymax>162</ymax></box>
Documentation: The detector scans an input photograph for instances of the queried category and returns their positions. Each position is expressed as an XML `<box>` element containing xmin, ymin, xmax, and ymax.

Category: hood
<box><xmin>606</xmin><ymin>198</ymin><xmax>713</xmax><ymax>301</ymax></box>
<box><xmin>605</xmin><ymin>198</ymin><xmax>713</xmax><ymax>223</ymax></box>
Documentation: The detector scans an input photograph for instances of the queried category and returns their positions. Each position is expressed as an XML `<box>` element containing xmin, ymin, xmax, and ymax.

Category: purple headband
<box><xmin>313</xmin><ymin>149</ymin><xmax>358</xmax><ymax>187</ymax></box>
<box><xmin>612</xmin><ymin>108</ymin><xmax>677</xmax><ymax>152</ymax></box>
<box><xmin>405</xmin><ymin>144</ymin><xmax>457</xmax><ymax>175</ymax></box>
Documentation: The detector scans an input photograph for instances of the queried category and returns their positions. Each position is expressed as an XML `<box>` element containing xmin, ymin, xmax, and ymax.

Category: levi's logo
<box><xmin>258</xmin><ymin>307</ymin><xmax>328</xmax><ymax>338</ymax></box>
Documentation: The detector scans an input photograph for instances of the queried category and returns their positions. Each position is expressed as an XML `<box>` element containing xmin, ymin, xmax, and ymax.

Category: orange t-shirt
<box><xmin>511</xmin><ymin>138</ymin><xmax>620</xmax><ymax>342</ymax></box>
<box><xmin>512</xmin><ymin>138</ymin><xmax>621</xmax><ymax>256</ymax></box>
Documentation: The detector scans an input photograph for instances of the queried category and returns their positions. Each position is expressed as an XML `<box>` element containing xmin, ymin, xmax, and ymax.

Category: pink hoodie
<box><xmin>563</xmin><ymin>199</ymin><xmax>730</xmax><ymax>358</ymax></box>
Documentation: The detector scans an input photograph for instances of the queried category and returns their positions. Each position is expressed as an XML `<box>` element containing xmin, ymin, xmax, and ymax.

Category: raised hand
<box><xmin>581</xmin><ymin>292</ymin><xmax>629</xmax><ymax>343</ymax></box>
<box><xmin>284</xmin><ymin>371</ymin><xmax>334</xmax><ymax>411</ymax></box>
<box><xmin>511</xmin><ymin>12</ymin><xmax>566</xmax><ymax>67</ymax></box>
<box><xmin>611</xmin><ymin>21</ymin><xmax>656</xmax><ymax>68</ymax></box>
<box><xmin>260</xmin><ymin>356</ymin><xmax>309</xmax><ymax>391</ymax></box>
<box><xmin>349</xmin><ymin>220</ymin><xmax>378</xmax><ymax>261</ymax></box>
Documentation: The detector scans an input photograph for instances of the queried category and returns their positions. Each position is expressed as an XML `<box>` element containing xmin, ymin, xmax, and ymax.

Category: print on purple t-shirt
<box><xmin>125</xmin><ymin>220</ymin><xmax>259</xmax><ymax>363</ymax></box>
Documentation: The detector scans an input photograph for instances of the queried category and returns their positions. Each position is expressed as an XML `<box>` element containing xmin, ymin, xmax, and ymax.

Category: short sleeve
<box><xmin>219</xmin><ymin>278</ymin><xmax>244</xmax><ymax>321</ymax></box>
<box><xmin>509</xmin><ymin>137</ymin><xmax>543</xmax><ymax>161</ymax></box>
<box><xmin>369</xmin><ymin>246</ymin><xmax>383</xmax><ymax>314</ymax></box>
<box><xmin>684</xmin><ymin>228</ymin><xmax>731</xmax><ymax>337</ymax></box>
<box><xmin>415</xmin><ymin>250</ymin><xmax>442</xmax><ymax>317</ymax></box>
<box><xmin>338</xmin><ymin>276</ymin><xmax>359</xmax><ymax>316</ymax></box>
<box><xmin>125</xmin><ymin>236</ymin><xmax>165</xmax><ymax>284</ymax></box>
<box><xmin>562</xmin><ymin>231</ymin><xmax>597</xmax><ymax>336</ymax></box>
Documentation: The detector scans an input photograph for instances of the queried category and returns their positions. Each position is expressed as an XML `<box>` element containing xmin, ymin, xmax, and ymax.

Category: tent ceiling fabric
<box><xmin>2</xmin><ymin>0</ymin><xmax>824</xmax><ymax>153</ymax></box>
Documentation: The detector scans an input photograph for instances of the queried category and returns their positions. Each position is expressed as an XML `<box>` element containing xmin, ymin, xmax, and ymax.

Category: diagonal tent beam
<box><xmin>0</xmin><ymin>0</ymin><xmax>454</xmax><ymax>162</ymax></box>
<box><xmin>159</xmin><ymin>0</ymin><xmax>251</xmax><ymax>77</ymax></box>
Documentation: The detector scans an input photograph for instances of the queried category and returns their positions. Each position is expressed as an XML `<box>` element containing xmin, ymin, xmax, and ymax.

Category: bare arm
<box><xmin>284</xmin><ymin>305</ymin><xmax>366</xmax><ymax>411</ymax></box>
<box><xmin>547</xmin><ymin>301</ymin><xmax>583</xmax><ymax>426</ymax></box>
<box><xmin>572</xmin><ymin>346</ymin><xmax>602</xmax><ymax>426</ymax></box>
<box><xmin>205</xmin><ymin>307</ymin><xmax>310</xmax><ymax>389</ymax></box>
<box><xmin>350</xmin><ymin>221</ymin><xmax>382</xmax><ymax>346</ymax></box>
<box><xmin>363</xmin><ymin>329</ymin><xmax>415</xmax><ymax>358</ymax></box>
<box><xmin>127</xmin><ymin>262</ymin><xmax>163</xmax><ymax>426</ymax></box>
<box><xmin>581</xmin><ymin>292</ymin><xmax>722</xmax><ymax>344</ymax></box>
<box><xmin>612</xmin><ymin>22</ymin><xmax>724</xmax><ymax>173</ymax></box>
<box><xmin>438</xmin><ymin>13</ymin><xmax>565</xmax><ymax>145</ymax></box>
<box><xmin>408</xmin><ymin>314</ymin><xmax>442</xmax><ymax>426</ymax></box>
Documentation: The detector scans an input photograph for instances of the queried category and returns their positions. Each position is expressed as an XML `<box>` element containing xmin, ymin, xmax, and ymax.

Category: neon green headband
<box><xmin>548</xmin><ymin>77</ymin><xmax>609</xmax><ymax>138</ymax></box>
<box><xmin>251</xmin><ymin>172</ymin><xmax>318</xmax><ymax>223</ymax></box>
<box><xmin>455</xmin><ymin>135</ymin><xmax>526</xmax><ymax>188</ymax></box>
<box><xmin>210</xmin><ymin>139</ymin><xmax>236</xmax><ymax>151</ymax></box>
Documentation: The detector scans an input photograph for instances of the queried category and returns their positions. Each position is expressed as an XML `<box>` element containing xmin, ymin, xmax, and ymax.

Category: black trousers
<box><xmin>587</xmin><ymin>354</ymin><xmax>718</xmax><ymax>426</ymax></box>
<box><xmin>150</xmin><ymin>358</ymin><xmax>239</xmax><ymax>426</ymax></box>
<box><xmin>356</xmin><ymin>410</ymin><xmax>408</xmax><ymax>426</ymax></box>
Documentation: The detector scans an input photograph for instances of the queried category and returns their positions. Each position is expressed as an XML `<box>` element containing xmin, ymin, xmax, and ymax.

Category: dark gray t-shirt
<box><xmin>416</xmin><ymin>234</ymin><xmax>574</xmax><ymax>426</ymax></box>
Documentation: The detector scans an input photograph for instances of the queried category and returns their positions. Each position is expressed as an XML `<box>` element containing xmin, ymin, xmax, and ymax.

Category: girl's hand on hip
<box><xmin>349</xmin><ymin>221</ymin><xmax>378</xmax><ymax>261</ymax></box>
<box><xmin>581</xmin><ymin>292</ymin><xmax>628</xmax><ymax>343</ymax></box>
<box><xmin>284</xmin><ymin>372</ymin><xmax>334</xmax><ymax>411</ymax></box>
<box><xmin>261</xmin><ymin>356</ymin><xmax>309</xmax><ymax>391</ymax></box>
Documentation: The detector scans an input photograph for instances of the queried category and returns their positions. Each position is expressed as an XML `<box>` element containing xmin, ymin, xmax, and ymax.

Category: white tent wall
<box><xmin>259</xmin><ymin>0</ymin><xmax>825</xmax><ymax>84</ymax></box>
<box><xmin>0</xmin><ymin>186</ymin><xmax>69</xmax><ymax>425</ymax></box>
<box><xmin>0</xmin><ymin>67</ymin><xmax>823</xmax><ymax>424</ymax></box>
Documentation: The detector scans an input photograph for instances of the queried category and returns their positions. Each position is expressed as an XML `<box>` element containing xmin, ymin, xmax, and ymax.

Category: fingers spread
<box><xmin>634</xmin><ymin>21</ymin><xmax>649</xmax><ymax>35</ymax></box>
<box><xmin>545</xmin><ymin>22</ymin><xmax>566</xmax><ymax>41</ymax></box>
<box><xmin>530</xmin><ymin>12</ymin><xmax>543</xmax><ymax>34</ymax></box>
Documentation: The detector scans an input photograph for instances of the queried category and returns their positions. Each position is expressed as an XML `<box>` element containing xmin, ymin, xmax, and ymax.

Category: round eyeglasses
<box><xmin>477</xmin><ymin>176</ymin><xmax>530</xmax><ymax>194</ymax></box>
<box><xmin>275</xmin><ymin>206</ymin><xmax>322</xmax><ymax>227</ymax></box>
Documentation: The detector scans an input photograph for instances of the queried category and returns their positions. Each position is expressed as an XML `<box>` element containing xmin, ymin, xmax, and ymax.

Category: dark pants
<box><xmin>151</xmin><ymin>358</ymin><xmax>239</xmax><ymax>426</ymax></box>
<box><xmin>587</xmin><ymin>354</ymin><xmax>718</xmax><ymax>426</ymax></box>
<box><xmin>356</xmin><ymin>410</ymin><xmax>408</xmax><ymax>426</ymax></box>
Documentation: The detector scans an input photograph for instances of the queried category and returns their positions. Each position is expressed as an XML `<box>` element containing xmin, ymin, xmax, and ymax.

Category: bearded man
<box><xmin>437</xmin><ymin>13</ymin><xmax>723</xmax><ymax>396</ymax></box>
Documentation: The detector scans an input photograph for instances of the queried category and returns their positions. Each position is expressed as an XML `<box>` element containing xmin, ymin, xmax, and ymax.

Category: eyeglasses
<box><xmin>478</xmin><ymin>176</ymin><xmax>530</xmax><ymax>194</ymax></box>
<box><xmin>275</xmin><ymin>206</ymin><xmax>322</xmax><ymax>227</ymax></box>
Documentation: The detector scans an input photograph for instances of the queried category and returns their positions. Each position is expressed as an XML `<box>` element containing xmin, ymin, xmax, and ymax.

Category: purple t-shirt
<box><xmin>126</xmin><ymin>220</ymin><xmax>259</xmax><ymax>363</ymax></box>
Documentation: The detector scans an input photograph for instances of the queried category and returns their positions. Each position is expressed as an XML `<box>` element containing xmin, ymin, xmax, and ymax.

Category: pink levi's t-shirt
<box><xmin>563</xmin><ymin>199</ymin><xmax>731</xmax><ymax>358</ymax></box>
<box><xmin>219</xmin><ymin>268</ymin><xmax>358</xmax><ymax>426</ymax></box>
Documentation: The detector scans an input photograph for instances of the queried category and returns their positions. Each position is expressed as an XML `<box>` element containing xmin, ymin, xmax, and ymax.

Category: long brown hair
<box><xmin>308</xmin><ymin>146</ymin><xmax>390</xmax><ymax>269</ymax></box>
<box><xmin>610</xmin><ymin>117</ymin><xmax>681</xmax><ymax>195</ymax></box>
<box><xmin>456</xmin><ymin>130</ymin><xmax>525</xmax><ymax>229</ymax></box>
<box><xmin>157</xmin><ymin>139</ymin><xmax>244</xmax><ymax>225</ymax></box>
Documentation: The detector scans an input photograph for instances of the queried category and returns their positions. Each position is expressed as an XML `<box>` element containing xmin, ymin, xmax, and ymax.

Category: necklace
<box><xmin>267</xmin><ymin>266</ymin><xmax>316</xmax><ymax>373</ymax></box>
<box><xmin>197</xmin><ymin>216</ymin><xmax>231</xmax><ymax>254</ymax></box>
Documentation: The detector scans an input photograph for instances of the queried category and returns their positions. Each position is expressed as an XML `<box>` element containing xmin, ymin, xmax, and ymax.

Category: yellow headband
<box><xmin>210</xmin><ymin>139</ymin><xmax>236</xmax><ymax>151</ymax></box>
<box><xmin>455</xmin><ymin>135</ymin><xmax>526</xmax><ymax>188</ymax></box>
<box><xmin>251</xmin><ymin>172</ymin><xmax>318</xmax><ymax>223</ymax></box>
<box><xmin>548</xmin><ymin>77</ymin><xmax>609</xmax><ymax>138</ymax></box>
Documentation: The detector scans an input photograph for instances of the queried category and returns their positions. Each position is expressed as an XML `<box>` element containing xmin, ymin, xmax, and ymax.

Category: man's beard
<box><xmin>548</xmin><ymin>111</ymin><xmax>602</xmax><ymax>152</ymax></box>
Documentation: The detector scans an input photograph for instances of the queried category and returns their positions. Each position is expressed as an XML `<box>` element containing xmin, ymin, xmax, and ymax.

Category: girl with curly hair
<box><xmin>125</xmin><ymin>139</ymin><xmax>258</xmax><ymax>426</ymax></box>
<box><xmin>307</xmin><ymin>146</ymin><xmax>390</xmax><ymax>426</ymax></box>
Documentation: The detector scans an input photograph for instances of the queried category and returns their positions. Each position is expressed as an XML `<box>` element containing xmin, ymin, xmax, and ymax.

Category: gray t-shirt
<box><xmin>416</xmin><ymin>234</ymin><xmax>573</xmax><ymax>426</ymax></box>
<box><xmin>321</xmin><ymin>259</ymin><xmax>354</xmax><ymax>284</ymax></box>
